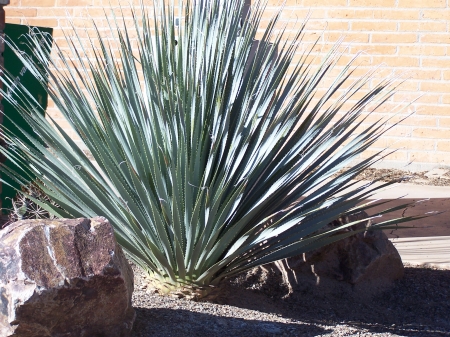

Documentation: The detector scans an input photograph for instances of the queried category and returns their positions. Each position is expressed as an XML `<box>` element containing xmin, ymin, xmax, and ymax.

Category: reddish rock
<box><xmin>0</xmin><ymin>217</ymin><xmax>135</xmax><ymax>337</ymax></box>
<box><xmin>240</xmin><ymin>212</ymin><xmax>404</xmax><ymax>298</ymax></box>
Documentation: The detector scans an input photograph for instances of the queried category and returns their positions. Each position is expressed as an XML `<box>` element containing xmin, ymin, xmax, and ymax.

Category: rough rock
<box><xmin>239</xmin><ymin>211</ymin><xmax>404</xmax><ymax>298</ymax></box>
<box><xmin>0</xmin><ymin>217</ymin><xmax>135</xmax><ymax>337</ymax></box>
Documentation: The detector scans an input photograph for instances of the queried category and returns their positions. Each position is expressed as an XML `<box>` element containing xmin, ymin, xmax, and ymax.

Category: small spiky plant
<box><xmin>0</xmin><ymin>0</ymin><xmax>423</xmax><ymax>297</ymax></box>
<box><xmin>6</xmin><ymin>181</ymin><xmax>60</xmax><ymax>225</ymax></box>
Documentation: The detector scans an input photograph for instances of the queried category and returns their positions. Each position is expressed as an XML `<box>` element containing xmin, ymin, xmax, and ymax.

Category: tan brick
<box><xmin>350</xmin><ymin>0</ymin><xmax>396</xmax><ymax>7</ymax></box>
<box><xmin>51</xmin><ymin>29</ymin><xmax>70</xmax><ymax>38</ymax></box>
<box><xmin>399</xmin><ymin>22</ymin><xmax>447</xmax><ymax>32</ymax></box>
<box><xmin>105</xmin><ymin>0</ymin><xmax>150</xmax><ymax>4</ymax></box>
<box><xmin>394</xmin><ymin>94</ymin><xmax>441</xmax><ymax>105</ymax></box>
<box><xmin>303</xmin><ymin>0</ymin><xmax>347</xmax><ymax>6</ymax></box>
<box><xmin>368</xmin><ymin>114</ymin><xmax>415</xmax><ymax>126</ymax></box>
<box><xmin>422</xmin><ymin>10</ymin><xmax>450</xmax><ymax>20</ymax></box>
<box><xmin>408</xmin><ymin>152</ymin><xmax>431</xmax><ymax>163</ymax></box>
<box><xmin>375</xmin><ymin>102</ymin><xmax>406</xmax><ymax>114</ymax></box>
<box><xmin>337</xmin><ymin>54</ymin><xmax>372</xmax><ymax>66</ymax></box>
<box><xmin>72</xmin><ymin>7</ymin><xmax>114</xmax><ymax>17</ymax></box>
<box><xmin>420</xmin><ymin>34</ymin><xmax>450</xmax><ymax>44</ymax></box>
<box><xmin>6</xmin><ymin>8</ymin><xmax>38</xmax><ymax>17</ymax></box>
<box><xmin>59</xmin><ymin>18</ymin><xmax>100</xmax><ymax>29</ymax></box>
<box><xmin>5</xmin><ymin>18</ymin><xmax>22</xmax><ymax>24</ymax></box>
<box><xmin>398</xmin><ymin>45</ymin><xmax>446</xmax><ymax>56</ymax></box>
<box><xmin>398</xmin><ymin>0</ymin><xmax>446</xmax><ymax>8</ymax></box>
<box><xmin>422</xmin><ymin>58</ymin><xmax>450</xmax><ymax>68</ymax></box>
<box><xmin>342</xmin><ymin>89</ymin><xmax>369</xmax><ymax>100</ymax></box>
<box><xmin>294</xmin><ymin>54</ymin><xmax>322</xmax><ymax>65</ymax></box>
<box><xmin>385</xmin><ymin>138</ymin><xmax>436</xmax><ymax>150</ymax></box>
<box><xmin>313</xmin><ymin>41</ymin><xmax>339</xmax><ymax>52</ymax></box>
<box><xmin>352</xmin><ymin>21</ymin><xmax>397</xmax><ymax>31</ymax></box>
<box><xmin>396</xmin><ymin>81</ymin><xmax>420</xmax><ymax>91</ymax></box>
<box><xmin>416</xmin><ymin>105</ymin><xmax>450</xmax><ymax>116</ymax></box>
<box><xmin>408</xmin><ymin>69</ymin><xmax>442</xmax><ymax>81</ymax></box>
<box><xmin>325</xmin><ymin>32</ymin><xmax>370</xmax><ymax>43</ymax></box>
<box><xmin>373</xmin><ymin>9</ymin><xmax>419</xmax><ymax>20</ymax></box>
<box><xmin>357</xmin><ymin>113</ymin><xmax>393</xmax><ymax>125</ymax></box>
<box><xmin>423</xmin><ymin>22</ymin><xmax>448</xmax><ymax>32</ymax></box>
<box><xmin>57</xmin><ymin>0</ymin><xmax>94</xmax><ymax>5</ymax></box>
<box><xmin>412</xmin><ymin>128</ymin><xmax>450</xmax><ymax>139</ymax></box>
<box><xmin>371</xmin><ymin>33</ymin><xmax>418</xmax><ymax>43</ymax></box>
<box><xmin>267</xmin><ymin>0</ymin><xmax>300</xmax><ymax>5</ymax></box>
<box><xmin>444</xmin><ymin>71</ymin><xmax>450</xmax><ymax>81</ymax></box>
<box><xmin>327</xmin><ymin>21</ymin><xmax>350</xmax><ymax>31</ymax></box>
<box><xmin>421</xmin><ymin>82</ymin><xmax>450</xmax><ymax>93</ymax></box>
<box><xmin>443</xmin><ymin>95</ymin><xmax>450</xmax><ymax>104</ymax></box>
<box><xmin>37</xmin><ymin>8</ymin><xmax>75</xmax><ymax>17</ymax></box>
<box><xmin>438</xmin><ymin>155</ymin><xmax>450</xmax><ymax>166</ymax></box>
<box><xmin>409</xmin><ymin>152</ymin><xmax>450</xmax><ymax>164</ymax></box>
<box><xmin>350</xmin><ymin>44</ymin><xmax>397</xmax><ymax>55</ymax></box>
<box><xmin>327</xmin><ymin>9</ymin><xmax>373</xmax><ymax>19</ymax></box>
<box><xmin>360</xmin><ymin>150</ymin><xmax>408</xmax><ymax>162</ymax></box>
<box><xmin>369</xmin><ymin>138</ymin><xmax>388</xmax><ymax>149</ymax></box>
<box><xmin>437</xmin><ymin>141</ymin><xmax>450</xmax><ymax>152</ymax></box>
<box><xmin>23</xmin><ymin>18</ymin><xmax>59</xmax><ymax>28</ymax></box>
<box><xmin>372</xmin><ymin>56</ymin><xmax>419</xmax><ymax>68</ymax></box>
<box><xmin>439</xmin><ymin>118</ymin><xmax>450</xmax><ymax>128</ymax></box>
<box><xmin>305</xmin><ymin>20</ymin><xmax>349</xmax><ymax>31</ymax></box>
<box><xmin>267</xmin><ymin>8</ymin><xmax>324</xmax><ymax>19</ymax></box>
<box><xmin>384</xmin><ymin>126</ymin><xmax>412</xmax><ymax>137</ymax></box>
<box><xmin>22</xmin><ymin>0</ymin><xmax>55</xmax><ymax>6</ymax></box>
<box><xmin>403</xmin><ymin>115</ymin><xmax>438</xmax><ymax>127</ymax></box>
<box><xmin>61</xmin><ymin>28</ymin><xmax>97</xmax><ymax>39</ymax></box>
<box><xmin>52</xmin><ymin>38</ymin><xmax>71</xmax><ymax>49</ymax></box>
<box><xmin>364</xmin><ymin>67</ymin><xmax>395</xmax><ymax>79</ymax></box>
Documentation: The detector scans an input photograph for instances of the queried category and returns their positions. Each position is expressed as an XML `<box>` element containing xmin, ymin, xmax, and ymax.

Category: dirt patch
<box><xmin>350</xmin><ymin>168</ymin><xmax>450</xmax><ymax>187</ymax></box>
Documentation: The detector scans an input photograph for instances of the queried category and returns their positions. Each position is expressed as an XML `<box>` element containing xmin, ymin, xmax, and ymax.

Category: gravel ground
<box><xmin>130</xmin><ymin>263</ymin><xmax>450</xmax><ymax>337</ymax></box>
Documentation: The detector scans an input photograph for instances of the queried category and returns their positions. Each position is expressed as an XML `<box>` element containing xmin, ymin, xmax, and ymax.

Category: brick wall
<box><xmin>4</xmin><ymin>0</ymin><xmax>450</xmax><ymax>171</ymax></box>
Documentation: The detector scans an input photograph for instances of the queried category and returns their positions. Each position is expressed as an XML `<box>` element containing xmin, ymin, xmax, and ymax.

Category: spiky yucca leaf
<box><xmin>0</xmin><ymin>0</ymin><xmax>421</xmax><ymax>294</ymax></box>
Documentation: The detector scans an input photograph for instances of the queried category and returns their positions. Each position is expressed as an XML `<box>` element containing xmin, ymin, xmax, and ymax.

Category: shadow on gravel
<box><xmin>131</xmin><ymin>307</ymin><xmax>330</xmax><ymax>337</ymax></box>
<box><xmin>131</xmin><ymin>266</ymin><xmax>449</xmax><ymax>336</ymax></box>
<box><xmin>223</xmin><ymin>266</ymin><xmax>450</xmax><ymax>336</ymax></box>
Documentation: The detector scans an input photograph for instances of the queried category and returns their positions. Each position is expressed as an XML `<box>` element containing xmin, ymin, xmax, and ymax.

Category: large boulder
<box><xmin>237</xmin><ymin>211</ymin><xmax>404</xmax><ymax>298</ymax></box>
<box><xmin>0</xmin><ymin>217</ymin><xmax>135</xmax><ymax>337</ymax></box>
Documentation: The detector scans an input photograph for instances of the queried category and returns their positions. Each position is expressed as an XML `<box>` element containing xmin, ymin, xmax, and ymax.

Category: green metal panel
<box><xmin>2</xmin><ymin>23</ymin><xmax>53</xmax><ymax>214</ymax></box>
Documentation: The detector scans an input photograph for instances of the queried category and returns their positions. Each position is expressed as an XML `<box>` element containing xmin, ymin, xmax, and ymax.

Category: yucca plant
<box><xmin>0</xmin><ymin>0</ymin><xmax>422</xmax><ymax>297</ymax></box>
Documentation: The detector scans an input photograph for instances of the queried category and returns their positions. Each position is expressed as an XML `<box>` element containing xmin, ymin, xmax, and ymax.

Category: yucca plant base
<box><xmin>135</xmin><ymin>260</ymin><xmax>242</xmax><ymax>299</ymax></box>
<box><xmin>145</xmin><ymin>274</ymin><xmax>219</xmax><ymax>299</ymax></box>
<box><xmin>0</xmin><ymin>0</ymin><xmax>423</xmax><ymax>297</ymax></box>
